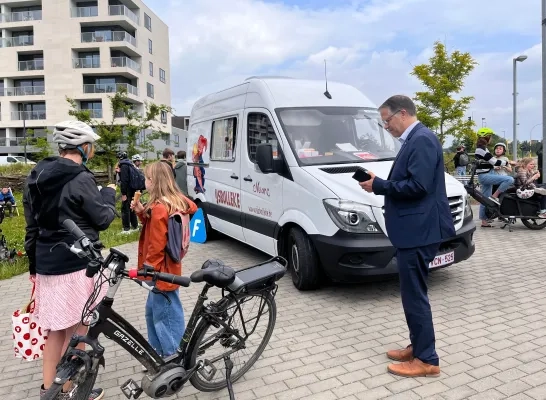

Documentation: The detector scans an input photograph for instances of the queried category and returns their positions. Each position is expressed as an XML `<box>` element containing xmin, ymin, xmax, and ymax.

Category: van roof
<box><xmin>190</xmin><ymin>76</ymin><xmax>378</xmax><ymax>119</ymax></box>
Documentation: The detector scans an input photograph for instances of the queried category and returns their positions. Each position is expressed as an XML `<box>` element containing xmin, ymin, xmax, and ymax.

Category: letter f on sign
<box><xmin>190</xmin><ymin>208</ymin><xmax>207</xmax><ymax>244</ymax></box>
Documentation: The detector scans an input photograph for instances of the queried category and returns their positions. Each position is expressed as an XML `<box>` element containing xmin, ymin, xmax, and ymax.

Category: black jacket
<box><xmin>23</xmin><ymin>156</ymin><xmax>116</xmax><ymax>275</ymax></box>
<box><xmin>118</xmin><ymin>158</ymin><xmax>133</xmax><ymax>196</ymax></box>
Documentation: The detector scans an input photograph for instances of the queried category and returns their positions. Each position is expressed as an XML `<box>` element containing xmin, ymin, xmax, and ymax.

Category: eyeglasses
<box><xmin>382</xmin><ymin>109</ymin><xmax>401</xmax><ymax>125</ymax></box>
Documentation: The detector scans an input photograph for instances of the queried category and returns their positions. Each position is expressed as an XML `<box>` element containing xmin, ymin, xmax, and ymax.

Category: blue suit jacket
<box><xmin>372</xmin><ymin>122</ymin><xmax>456</xmax><ymax>249</ymax></box>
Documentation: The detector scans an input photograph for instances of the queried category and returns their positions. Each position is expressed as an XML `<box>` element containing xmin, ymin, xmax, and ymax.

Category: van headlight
<box><xmin>323</xmin><ymin>199</ymin><xmax>382</xmax><ymax>234</ymax></box>
<box><xmin>464</xmin><ymin>194</ymin><xmax>472</xmax><ymax>219</ymax></box>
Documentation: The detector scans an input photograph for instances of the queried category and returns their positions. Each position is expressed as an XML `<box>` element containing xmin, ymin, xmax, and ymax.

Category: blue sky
<box><xmin>145</xmin><ymin>0</ymin><xmax>542</xmax><ymax>145</ymax></box>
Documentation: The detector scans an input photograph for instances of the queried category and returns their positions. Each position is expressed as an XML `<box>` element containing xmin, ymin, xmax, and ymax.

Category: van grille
<box><xmin>320</xmin><ymin>166</ymin><xmax>361</xmax><ymax>174</ymax></box>
<box><xmin>449</xmin><ymin>196</ymin><xmax>464</xmax><ymax>225</ymax></box>
<box><xmin>380</xmin><ymin>195</ymin><xmax>464</xmax><ymax>225</ymax></box>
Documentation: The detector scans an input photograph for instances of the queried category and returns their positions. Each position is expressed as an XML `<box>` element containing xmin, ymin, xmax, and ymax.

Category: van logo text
<box><xmin>113</xmin><ymin>330</ymin><xmax>144</xmax><ymax>355</ymax></box>
<box><xmin>215</xmin><ymin>189</ymin><xmax>240</xmax><ymax>209</ymax></box>
<box><xmin>253</xmin><ymin>182</ymin><xmax>270</xmax><ymax>197</ymax></box>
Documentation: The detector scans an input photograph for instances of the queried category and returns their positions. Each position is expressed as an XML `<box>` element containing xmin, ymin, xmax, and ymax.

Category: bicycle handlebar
<box><xmin>128</xmin><ymin>268</ymin><xmax>191</xmax><ymax>287</ymax></box>
<box><xmin>62</xmin><ymin>219</ymin><xmax>86</xmax><ymax>240</ymax></box>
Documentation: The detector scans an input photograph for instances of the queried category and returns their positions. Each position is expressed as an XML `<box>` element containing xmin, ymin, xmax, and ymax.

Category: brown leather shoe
<box><xmin>386</xmin><ymin>345</ymin><xmax>413</xmax><ymax>362</ymax></box>
<box><xmin>387</xmin><ymin>358</ymin><xmax>440</xmax><ymax>377</ymax></box>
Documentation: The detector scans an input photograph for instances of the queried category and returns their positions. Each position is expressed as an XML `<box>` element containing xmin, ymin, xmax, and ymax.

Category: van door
<box><xmin>240</xmin><ymin>109</ymin><xmax>284</xmax><ymax>255</ymax></box>
<box><xmin>198</xmin><ymin>115</ymin><xmax>245</xmax><ymax>241</ymax></box>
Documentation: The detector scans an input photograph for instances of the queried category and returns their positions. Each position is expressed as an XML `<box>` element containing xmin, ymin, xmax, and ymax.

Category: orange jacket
<box><xmin>137</xmin><ymin>196</ymin><xmax>198</xmax><ymax>291</ymax></box>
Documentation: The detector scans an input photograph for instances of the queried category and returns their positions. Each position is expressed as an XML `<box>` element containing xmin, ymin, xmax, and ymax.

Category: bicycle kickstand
<box><xmin>224</xmin><ymin>355</ymin><xmax>235</xmax><ymax>400</ymax></box>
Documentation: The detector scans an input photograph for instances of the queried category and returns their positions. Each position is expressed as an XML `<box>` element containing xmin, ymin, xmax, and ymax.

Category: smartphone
<box><xmin>352</xmin><ymin>167</ymin><xmax>372</xmax><ymax>182</ymax></box>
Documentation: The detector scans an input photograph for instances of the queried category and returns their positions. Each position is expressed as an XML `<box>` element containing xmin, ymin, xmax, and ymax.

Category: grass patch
<box><xmin>0</xmin><ymin>191</ymin><xmax>142</xmax><ymax>280</ymax></box>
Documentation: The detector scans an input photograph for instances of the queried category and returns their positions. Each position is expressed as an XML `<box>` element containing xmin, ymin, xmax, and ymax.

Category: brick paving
<box><xmin>2</xmin><ymin>210</ymin><xmax>546</xmax><ymax>399</ymax></box>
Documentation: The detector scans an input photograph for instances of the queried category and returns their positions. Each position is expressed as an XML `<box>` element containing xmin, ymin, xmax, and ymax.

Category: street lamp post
<box><xmin>513</xmin><ymin>54</ymin><xmax>528</xmax><ymax>161</ymax></box>
<box><xmin>22</xmin><ymin>107</ymin><xmax>27</xmax><ymax>164</ymax></box>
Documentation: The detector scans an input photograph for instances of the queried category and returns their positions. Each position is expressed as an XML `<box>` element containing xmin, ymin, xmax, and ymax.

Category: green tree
<box><xmin>66</xmin><ymin>87</ymin><xmax>172</xmax><ymax>180</ymax></box>
<box><xmin>19</xmin><ymin>128</ymin><xmax>52</xmax><ymax>161</ymax></box>
<box><xmin>411</xmin><ymin>41</ymin><xmax>478</xmax><ymax>145</ymax></box>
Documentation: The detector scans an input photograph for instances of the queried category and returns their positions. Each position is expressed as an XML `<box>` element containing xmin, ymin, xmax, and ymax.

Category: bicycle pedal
<box><xmin>120</xmin><ymin>379</ymin><xmax>143</xmax><ymax>399</ymax></box>
<box><xmin>199</xmin><ymin>359</ymin><xmax>218</xmax><ymax>381</ymax></box>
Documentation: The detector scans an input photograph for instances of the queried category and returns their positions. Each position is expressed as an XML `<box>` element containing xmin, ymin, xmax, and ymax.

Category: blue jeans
<box><xmin>477</xmin><ymin>171</ymin><xmax>514</xmax><ymax>221</ymax></box>
<box><xmin>456</xmin><ymin>166</ymin><xmax>466</xmax><ymax>176</ymax></box>
<box><xmin>145</xmin><ymin>288</ymin><xmax>185</xmax><ymax>357</ymax></box>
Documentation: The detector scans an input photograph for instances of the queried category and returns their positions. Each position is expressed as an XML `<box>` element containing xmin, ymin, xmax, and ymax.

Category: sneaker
<box><xmin>120</xmin><ymin>229</ymin><xmax>132</xmax><ymax>235</ymax></box>
<box><xmin>538</xmin><ymin>211</ymin><xmax>546</xmax><ymax>219</ymax></box>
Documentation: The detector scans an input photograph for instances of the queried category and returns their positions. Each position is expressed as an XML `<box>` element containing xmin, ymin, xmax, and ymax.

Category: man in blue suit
<box><xmin>360</xmin><ymin>95</ymin><xmax>455</xmax><ymax>378</ymax></box>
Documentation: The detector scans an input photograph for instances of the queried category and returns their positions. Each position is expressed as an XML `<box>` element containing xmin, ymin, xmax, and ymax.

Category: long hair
<box><xmin>517</xmin><ymin>157</ymin><xmax>535</xmax><ymax>171</ymax></box>
<box><xmin>144</xmin><ymin>161</ymin><xmax>190</xmax><ymax>214</ymax></box>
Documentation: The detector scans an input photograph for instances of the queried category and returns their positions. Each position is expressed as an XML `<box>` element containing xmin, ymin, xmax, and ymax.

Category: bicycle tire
<box><xmin>42</xmin><ymin>359</ymin><xmax>100</xmax><ymax>400</ymax></box>
<box><xmin>185</xmin><ymin>292</ymin><xmax>277</xmax><ymax>392</ymax></box>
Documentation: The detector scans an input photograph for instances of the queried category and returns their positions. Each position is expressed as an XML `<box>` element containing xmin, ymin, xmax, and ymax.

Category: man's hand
<box><xmin>359</xmin><ymin>171</ymin><xmax>376</xmax><ymax>193</ymax></box>
<box><xmin>122</xmin><ymin>195</ymin><xmax>127</xmax><ymax>202</ymax></box>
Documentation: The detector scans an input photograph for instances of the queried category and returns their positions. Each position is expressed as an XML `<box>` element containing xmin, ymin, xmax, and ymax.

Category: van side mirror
<box><xmin>256</xmin><ymin>143</ymin><xmax>274</xmax><ymax>173</ymax></box>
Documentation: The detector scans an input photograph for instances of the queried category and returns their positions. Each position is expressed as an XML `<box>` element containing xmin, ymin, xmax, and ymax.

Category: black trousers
<box><xmin>121</xmin><ymin>192</ymin><xmax>137</xmax><ymax>231</ymax></box>
<box><xmin>397</xmin><ymin>242</ymin><xmax>440</xmax><ymax>366</ymax></box>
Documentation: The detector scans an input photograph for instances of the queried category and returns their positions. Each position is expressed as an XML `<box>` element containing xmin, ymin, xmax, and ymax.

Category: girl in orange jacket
<box><xmin>131</xmin><ymin>161</ymin><xmax>197</xmax><ymax>358</ymax></box>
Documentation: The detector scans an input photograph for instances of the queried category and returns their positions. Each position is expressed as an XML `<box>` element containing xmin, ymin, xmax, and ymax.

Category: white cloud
<box><xmin>149</xmin><ymin>0</ymin><xmax>543</xmax><ymax>145</ymax></box>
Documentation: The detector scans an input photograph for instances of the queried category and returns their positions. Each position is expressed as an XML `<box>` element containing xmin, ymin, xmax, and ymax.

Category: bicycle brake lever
<box><xmin>50</xmin><ymin>242</ymin><xmax>70</xmax><ymax>252</ymax></box>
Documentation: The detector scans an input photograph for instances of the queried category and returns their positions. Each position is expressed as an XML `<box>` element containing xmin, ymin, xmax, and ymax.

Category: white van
<box><xmin>186</xmin><ymin>77</ymin><xmax>476</xmax><ymax>291</ymax></box>
<box><xmin>0</xmin><ymin>155</ymin><xmax>36</xmax><ymax>165</ymax></box>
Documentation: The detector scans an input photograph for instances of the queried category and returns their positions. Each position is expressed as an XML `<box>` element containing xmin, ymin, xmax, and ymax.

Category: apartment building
<box><xmin>0</xmin><ymin>0</ymin><xmax>172</xmax><ymax>159</ymax></box>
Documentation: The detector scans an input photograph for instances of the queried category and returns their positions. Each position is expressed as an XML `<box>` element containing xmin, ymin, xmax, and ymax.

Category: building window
<box><xmin>160</xmin><ymin>110</ymin><xmax>167</xmax><ymax>124</ymax></box>
<box><xmin>144</xmin><ymin>13</ymin><xmax>152</xmax><ymax>31</ymax></box>
<box><xmin>147</xmin><ymin>82</ymin><xmax>154</xmax><ymax>98</ymax></box>
<box><xmin>211</xmin><ymin>117</ymin><xmax>237</xmax><ymax>161</ymax></box>
<box><xmin>174</xmin><ymin>134</ymin><xmax>180</xmax><ymax>147</ymax></box>
<box><xmin>159</xmin><ymin>68</ymin><xmax>166</xmax><ymax>83</ymax></box>
<box><xmin>247</xmin><ymin>113</ymin><xmax>279</xmax><ymax>162</ymax></box>
<box><xmin>148</xmin><ymin>39</ymin><xmax>152</xmax><ymax>54</ymax></box>
<box><xmin>149</xmin><ymin>61</ymin><xmax>153</xmax><ymax>77</ymax></box>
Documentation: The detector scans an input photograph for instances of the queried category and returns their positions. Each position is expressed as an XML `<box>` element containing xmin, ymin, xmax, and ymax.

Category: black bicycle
<box><xmin>43</xmin><ymin>219</ymin><xmax>286</xmax><ymax>400</ymax></box>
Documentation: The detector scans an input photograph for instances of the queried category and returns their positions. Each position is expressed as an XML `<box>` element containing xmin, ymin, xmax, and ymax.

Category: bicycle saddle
<box><xmin>190</xmin><ymin>259</ymin><xmax>236</xmax><ymax>288</ymax></box>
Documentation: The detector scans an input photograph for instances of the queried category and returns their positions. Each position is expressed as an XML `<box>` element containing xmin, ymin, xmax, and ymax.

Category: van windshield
<box><xmin>276</xmin><ymin>107</ymin><xmax>400</xmax><ymax>166</ymax></box>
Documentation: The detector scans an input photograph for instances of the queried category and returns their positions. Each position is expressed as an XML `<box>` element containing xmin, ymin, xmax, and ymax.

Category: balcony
<box><xmin>80</xmin><ymin>31</ymin><xmax>136</xmax><ymax>47</ymax></box>
<box><xmin>83</xmin><ymin>83</ymin><xmax>138</xmax><ymax>96</ymax></box>
<box><xmin>71</xmin><ymin>6</ymin><xmax>98</xmax><ymax>18</ymax></box>
<box><xmin>73</xmin><ymin>58</ymin><xmax>100</xmax><ymax>68</ymax></box>
<box><xmin>0</xmin><ymin>35</ymin><xmax>34</xmax><ymax>48</ymax></box>
<box><xmin>0</xmin><ymin>10</ymin><xmax>42</xmax><ymax>23</ymax></box>
<box><xmin>19</xmin><ymin>59</ymin><xmax>44</xmax><ymax>71</ymax></box>
<box><xmin>4</xmin><ymin>86</ymin><xmax>45</xmax><ymax>96</ymax></box>
<box><xmin>110</xmin><ymin>57</ymin><xmax>140</xmax><ymax>73</ymax></box>
<box><xmin>108</xmin><ymin>5</ymin><xmax>139</xmax><ymax>25</ymax></box>
<box><xmin>11</xmin><ymin>110</ymin><xmax>47</xmax><ymax>120</ymax></box>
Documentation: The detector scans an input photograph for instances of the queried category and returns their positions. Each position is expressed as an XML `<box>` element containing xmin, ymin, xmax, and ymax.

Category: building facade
<box><xmin>0</xmin><ymin>0</ymin><xmax>171</xmax><ymax>158</ymax></box>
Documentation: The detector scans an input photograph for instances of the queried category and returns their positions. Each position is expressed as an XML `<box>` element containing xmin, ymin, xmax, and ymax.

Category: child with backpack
<box><xmin>130</xmin><ymin>161</ymin><xmax>197</xmax><ymax>359</ymax></box>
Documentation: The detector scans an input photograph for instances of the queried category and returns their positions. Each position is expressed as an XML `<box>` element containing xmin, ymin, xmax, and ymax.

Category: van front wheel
<box><xmin>287</xmin><ymin>227</ymin><xmax>320</xmax><ymax>291</ymax></box>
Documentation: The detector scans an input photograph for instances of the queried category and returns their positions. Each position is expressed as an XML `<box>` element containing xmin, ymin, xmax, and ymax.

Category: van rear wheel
<box><xmin>287</xmin><ymin>227</ymin><xmax>320</xmax><ymax>291</ymax></box>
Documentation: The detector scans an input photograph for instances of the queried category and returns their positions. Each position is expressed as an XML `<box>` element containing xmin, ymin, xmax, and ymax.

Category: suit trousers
<box><xmin>397</xmin><ymin>242</ymin><xmax>440</xmax><ymax>366</ymax></box>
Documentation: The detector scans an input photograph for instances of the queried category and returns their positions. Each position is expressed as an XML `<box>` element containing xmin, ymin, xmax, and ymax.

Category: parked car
<box><xmin>186</xmin><ymin>76</ymin><xmax>476</xmax><ymax>291</ymax></box>
<box><xmin>0</xmin><ymin>156</ymin><xmax>36</xmax><ymax>165</ymax></box>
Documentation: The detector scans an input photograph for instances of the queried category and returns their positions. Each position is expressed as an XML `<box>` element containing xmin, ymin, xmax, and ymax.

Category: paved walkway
<box><xmin>2</xmin><ymin>212</ymin><xmax>546</xmax><ymax>399</ymax></box>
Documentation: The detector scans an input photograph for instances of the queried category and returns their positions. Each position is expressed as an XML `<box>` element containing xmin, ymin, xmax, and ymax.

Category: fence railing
<box><xmin>18</xmin><ymin>59</ymin><xmax>44</xmax><ymax>71</ymax></box>
<box><xmin>0</xmin><ymin>10</ymin><xmax>42</xmax><ymax>22</ymax></box>
<box><xmin>108</xmin><ymin>5</ymin><xmax>139</xmax><ymax>25</ymax></box>
<box><xmin>0</xmin><ymin>35</ymin><xmax>34</xmax><ymax>48</ymax></box>
<box><xmin>82</xmin><ymin>83</ymin><xmax>138</xmax><ymax>96</ymax></box>
<box><xmin>71</xmin><ymin>6</ymin><xmax>98</xmax><ymax>18</ymax></box>
<box><xmin>110</xmin><ymin>57</ymin><xmax>141</xmax><ymax>73</ymax></box>
<box><xmin>73</xmin><ymin>58</ymin><xmax>100</xmax><ymax>68</ymax></box>
<box><xmin>80</xmin><ymin>31</ymin><xmax>136</xmax><ymax>47</ymax></box>
<box><xmin>11</xmin><ymin>111</ymin><xmax>47</xmax><ymax>120</ymax></box>
<box><xmin>4</xmin><ymin>86</ymin><xmax>45</xmax><ymax>96</ymax></box>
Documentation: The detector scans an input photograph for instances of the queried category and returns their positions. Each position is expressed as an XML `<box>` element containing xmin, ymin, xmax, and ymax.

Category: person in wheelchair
<box><xmin>474</xmin><ymin>127</ymin><xmax>517</xmax><ymax>227</ymax></box>
<box><xmin>514</xmin><ymin>157</ymin><xmax>546</xmax><ymax>218</ymax></box>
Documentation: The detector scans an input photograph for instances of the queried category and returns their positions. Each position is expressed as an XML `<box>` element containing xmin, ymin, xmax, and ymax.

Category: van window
<box><xmin>247</xmin><ymin>113</ymin><xmax>279</xmax><ymax>162</ymax></box>
<box><xmin>276</xmin><ymin>107</ymin><xmax>400</xmax><ymax>166</ymax></box>
<box><xmin>210</xmin><ymin>117</ymin><xmax>237</xmax><ymax>161</ymax></box>
<box><xmin>7</xmin><ymin>156</ymin><xmax>17</xmax><ymax>163</ymax></box>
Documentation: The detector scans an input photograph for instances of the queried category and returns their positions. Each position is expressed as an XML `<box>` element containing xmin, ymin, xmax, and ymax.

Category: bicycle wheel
<box><xmin>42</xmin><ymin>358</ymin><xmax>100</xmax><ymax>400</ymax></box>
<box><xmin>185</xmin><ymin>291</ymin><xmax>277</xmax><ymax>392</ymax></box>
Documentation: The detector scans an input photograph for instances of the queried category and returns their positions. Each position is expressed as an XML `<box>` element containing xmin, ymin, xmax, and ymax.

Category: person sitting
<box><xmin>473</xmin><ymin>127</ymin><xmax>517</xmax><ymax>228</ymax></box>
<box><xmin>0</xmin><ymin>187</ymin><xmax>16</xmax><ymax>217</ymax></box>
<box><xmin>515</xmin><ymin>157</ymin><xmax>546</xmax><ymax>218</ymax></box>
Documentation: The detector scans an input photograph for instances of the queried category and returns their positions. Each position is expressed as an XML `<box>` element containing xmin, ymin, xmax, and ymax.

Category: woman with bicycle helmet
<box><xmin>474</xmin><ymin>127</ymin><xmax>516</xmax><ymax>227</ymax></box>
<box><xmin>23</xmin><ymin>120</ymin><xmax>117</xmax><ymax>400</ymax></box>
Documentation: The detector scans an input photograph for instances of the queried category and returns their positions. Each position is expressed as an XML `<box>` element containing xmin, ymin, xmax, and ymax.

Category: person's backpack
<box><xmin>165</xmin><ymin>211</ymin><xmax>191</xmax><ymax>263</ymax></box>
<box><xmin>459</xmin><ymin>152</ymin><xmax>470</xmax><ymax>166</ymax></box>
<box><xmin>121</xmin><ymin>160</ymin><xmax>145</xmax><ymax>191</ymax></box>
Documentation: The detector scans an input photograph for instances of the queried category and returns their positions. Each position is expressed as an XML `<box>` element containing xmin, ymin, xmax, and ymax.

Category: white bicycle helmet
<box><xmin>132</xmin><ymin>154</ymin><xmax>143</xmax><ymax>161</ymax></box>
<box><xmin>52</xmin><ymin>120</ymin><xmax>100</xmax><ymax>149</ymax></box>
<box><xmin>517</xmin><ymin>187</ymin><xmax>535</xmax><ymax>199</ymax></box>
